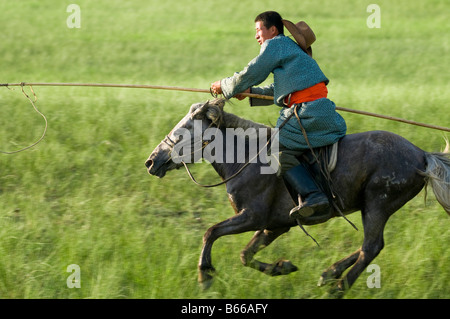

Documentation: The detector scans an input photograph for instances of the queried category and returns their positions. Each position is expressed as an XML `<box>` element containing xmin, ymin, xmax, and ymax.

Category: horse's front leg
<box><xmin>240</xmin><ymin>227</ymin><xmax>297</xmax><ymax>276</ymax></box>
<box><xmin>198</xmin><ymin>209</ymin><xmax>259</xmax><ymax>289</ymax></box>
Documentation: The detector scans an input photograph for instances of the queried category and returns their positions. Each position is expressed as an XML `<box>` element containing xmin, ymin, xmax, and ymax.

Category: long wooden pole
<box><xmin>2</xmin><ymin>82</ymin><xmax>449</xmax><ymax>132</ymax></box>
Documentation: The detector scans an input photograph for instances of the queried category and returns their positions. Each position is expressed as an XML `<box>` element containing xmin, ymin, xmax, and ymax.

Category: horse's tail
<box><xmin>423</xmin><ymin>139</ymin><xmax>450</xmax><ymax>215</ymax></box>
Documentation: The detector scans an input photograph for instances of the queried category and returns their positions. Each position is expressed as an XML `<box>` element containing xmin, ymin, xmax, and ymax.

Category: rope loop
<box><xmin>0</xmin><ymin>85</ymin><xmax>48</xmax><ymax>154</ymax></box>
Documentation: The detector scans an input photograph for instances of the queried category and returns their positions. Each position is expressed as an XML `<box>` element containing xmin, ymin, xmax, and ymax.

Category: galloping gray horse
<box><xmin>145</xmin><ymin>98</ymin><xmax>449</xmax><ymax>295</ymax></box>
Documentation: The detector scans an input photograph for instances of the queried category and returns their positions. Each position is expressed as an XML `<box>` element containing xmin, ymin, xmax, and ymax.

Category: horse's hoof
<box><xmin>278</xmin><ymin>260</ymin><xmax>298</xmax><ymax>275</ymax></box>
<box><xmin>328</xmin><ymin>284</ymin><xmax>345</xmax><ymax>299</ymax></box>
<box><xmin>267</xmin><ymin>260</ymin><xmax>298</xmax><ymax>276</ymax></box>
<box><xmin>199</xmin><ymin>277</ymin><xmax>214</xmax><ymax>290</ymax></box>
<box><xmin>317</xmin><ymin>268</ymin><xmax>338</xmax><ymax>287</ymax></box>
<box><xmin>198</xmin><ymin>267</ymin><xmax>215</xmax><ymax>290</ymax></box>
<box><xmin>317</xmin><ymin>275</ymin><xmax>326</xmax><ymax>287</ymax></box>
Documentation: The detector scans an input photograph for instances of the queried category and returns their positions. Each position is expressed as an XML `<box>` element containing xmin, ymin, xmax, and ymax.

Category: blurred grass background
<box><xmin>0</xmin><ymin>0</ymin><xmax>448</xmax><ymax>298</ymax></box>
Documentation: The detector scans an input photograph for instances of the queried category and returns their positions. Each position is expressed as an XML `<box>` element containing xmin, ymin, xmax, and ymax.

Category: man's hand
<box><xmin>234</xmin><ymin>88</ymin><xmax>251</xmax><ymax>100</ymax></box>
<box><xmin>210</xmin><ymin>82</ymin><xmax>250</xmax><ymax>100</ymax></box>
<box><xmin>210</xmin><ymin>81</ymin><xmax>222</xmax><ymax>95</ymax></box>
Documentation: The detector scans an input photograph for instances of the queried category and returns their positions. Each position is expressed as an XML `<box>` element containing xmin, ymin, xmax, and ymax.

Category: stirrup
<box><xmin>289</xmin><ymin>198</ymin><xmax>329</xmax><ymax>220</ymax></box>
<box><xmin>290</xmin><ymin>204</ymin><xmax>314</xmax><ymax>218</ymax></box>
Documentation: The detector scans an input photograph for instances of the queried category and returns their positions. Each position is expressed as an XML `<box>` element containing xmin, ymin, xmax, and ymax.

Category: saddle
<box><xmin>306</xmin><ymin>141</ymin><xmax>338</xmax><ymax>173</ymax></box>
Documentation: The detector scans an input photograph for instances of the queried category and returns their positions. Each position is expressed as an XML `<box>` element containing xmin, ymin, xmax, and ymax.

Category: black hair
<box><xmin>254</xmin><ymin>11</ymin><xmax>284</xmax><ymax>35</ymax></box>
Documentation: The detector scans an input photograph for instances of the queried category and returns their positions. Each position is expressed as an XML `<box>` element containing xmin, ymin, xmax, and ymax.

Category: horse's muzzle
<box><xmin>145</xmin><ymin>159</ymin><xmax>153</xmax><ymax>170</ymax></box>
<box><xmin>145</xmin><ymin>156</ymin><xmax>168</xmax><ymax>178</ymax></box>
<box><xmin>144</xmin><ymin>156</ymin><xmax>157</xmax><ymax>174</ymax></box>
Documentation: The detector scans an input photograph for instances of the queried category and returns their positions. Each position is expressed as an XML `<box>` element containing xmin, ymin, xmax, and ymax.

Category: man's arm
<box><xmin>210</xmin><ymin>82</ymin><xmax>274</xmax><ymax>106</ymax></box>
<box><xmin>213</xmin><ymin>39</ymin><xmax>281</xmax><ymax>100</ymax></box>
<box><xmin>249</xmin><ymin>84</ymin><xmax>274</xmax><ymax>106</ymax></box>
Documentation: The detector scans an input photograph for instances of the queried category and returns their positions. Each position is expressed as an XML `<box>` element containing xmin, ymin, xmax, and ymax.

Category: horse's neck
<box><xmin>210</xmin><ymin>161</ymin><xmax>245</xmax><ymax>182</ymax></box>
<box><xmin>221</xmin><ymin>112</ymin><xmax>269</xmax><ymax>131</ymax></box>
<box><xmin>207</xmin><ymin>119</ymin><xmax>271</xmax><ymax>181</ymax></box>
<box><xmin>208</xmin><ymin>126</ymin><xmax>248</xmax><ymax>180</ymax></box>
<box><xmin>202</xmin><ymin>110</ymin><xmax>271</xmax><ymax>180</ymax></box>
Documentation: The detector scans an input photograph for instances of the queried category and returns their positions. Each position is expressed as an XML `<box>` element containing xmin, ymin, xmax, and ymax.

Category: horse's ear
<box><xmin>199</xmin><ymin>100</ymin><xmax>211</xmax><ymax>114</ymax></box>
<box><xmin>213</xmin><ymin>98</ymin><xmax>225</xmax><ymax>111</ymax></box>
<box><xmin>191</xmin><ymin>100</ymin><xmax>210</xmax><ymax>119</ymax></box>
<box><xmin>206</xmin><ymin>106</ymin><xmax>221</xmax><ymax>125</ymax></box>
<box><xmin>191</xmin><ymin>99</ymin><xmax>224</xmax><ymax>126</ymax></box>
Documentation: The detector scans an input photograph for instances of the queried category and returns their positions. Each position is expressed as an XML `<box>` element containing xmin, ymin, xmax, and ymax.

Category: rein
<box><xmin>182</xmin><ymin>160</ymin><xmax>250</xmax><ymax>188</ymax></box>
<box><xmin>178</xmin><ymin>107</ymin><xmax>295</xmax><ymax>188</ymax></box>
<box><xmin>180</xmin><ymin>131</ymin><xmax>275</xmax><ymax>188</ymax></box>
<box><xmin>163</xmin><ymin>132</ymin><xmax>245</xmax><ymax>188</ymax></box>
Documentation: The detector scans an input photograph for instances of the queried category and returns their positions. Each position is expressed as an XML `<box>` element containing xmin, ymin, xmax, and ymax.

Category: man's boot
<box><xmin>283</xmin><ymin>164</ymin><xmax>330</xmax><ymax>219</ymax></box>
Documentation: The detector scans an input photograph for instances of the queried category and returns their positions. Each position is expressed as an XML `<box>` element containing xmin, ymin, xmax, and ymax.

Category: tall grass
<box><xmin>0</xmin><ymin>0</ymin><xmax>448</xmax><ymax>298</ymax></box>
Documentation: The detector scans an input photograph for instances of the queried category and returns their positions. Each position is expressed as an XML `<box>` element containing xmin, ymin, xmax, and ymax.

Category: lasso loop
<box><xmin>0</xmin><ymin>84</ymin><xmax>48</xmax><ymax>154</ymax></box>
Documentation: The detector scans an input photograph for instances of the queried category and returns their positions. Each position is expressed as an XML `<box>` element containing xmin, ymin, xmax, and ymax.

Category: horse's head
<box><xmin>145</xmin><ymin>99</ymin><xmax>225</xmax><ymax>178</ymax></box>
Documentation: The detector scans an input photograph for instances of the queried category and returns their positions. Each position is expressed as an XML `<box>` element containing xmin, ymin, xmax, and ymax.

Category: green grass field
<box><xmin>0</xmin><ymin>0</ymin><xmax>448</xmax><ymax>299</ymax></box>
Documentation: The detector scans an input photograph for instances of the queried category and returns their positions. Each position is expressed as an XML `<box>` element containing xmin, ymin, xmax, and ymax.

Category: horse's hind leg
<box><xmin>317</xmin><ymin>248</ymin><xmax>361</xmax><ymax>287</ymax></box>
<box><xmin>240</xmin><ymin>227</ymin><xmax>298</xmax><ymax>276</ymax></box>
<box><xmin>331</xmin><ymin>209</ymin><xmax>388</xmax><ymax>296</ymax></box>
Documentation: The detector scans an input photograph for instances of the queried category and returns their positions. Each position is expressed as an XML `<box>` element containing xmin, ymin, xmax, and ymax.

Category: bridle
<box><xmin>160</xmin><ymin>103</ymin><xmax>303</xmax><ymax>188</ymax></box>
<box><xmin>162</xmin><ymin>126</ymin><xmax>275</xmax><ymax>188</ymax></box>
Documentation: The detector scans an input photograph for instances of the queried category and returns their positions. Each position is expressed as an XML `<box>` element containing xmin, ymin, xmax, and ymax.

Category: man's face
<box><xmin>255</xmin><ymin>21</ymin><xmax>278</xmax><ymax>45</ymax></box>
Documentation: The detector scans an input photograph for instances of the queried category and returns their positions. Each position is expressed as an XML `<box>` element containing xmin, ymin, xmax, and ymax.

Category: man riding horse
<box><xmin>210</xmin><ymin>11</ymin><xmax>347</xmax><ymax>221</ymax></box>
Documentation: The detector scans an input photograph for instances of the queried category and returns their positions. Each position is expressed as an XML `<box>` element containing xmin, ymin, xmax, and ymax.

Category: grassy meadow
<box><xmin>0</xmin><ymin>0</ymin><xmax>448</xmax><ymax>299</ymax></box>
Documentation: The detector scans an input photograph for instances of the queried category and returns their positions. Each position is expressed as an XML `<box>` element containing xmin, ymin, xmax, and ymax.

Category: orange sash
<box><xmin>284</xmin><ymin>82</ymin><xmax>328</xmax><ymax>107</ymax></box>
